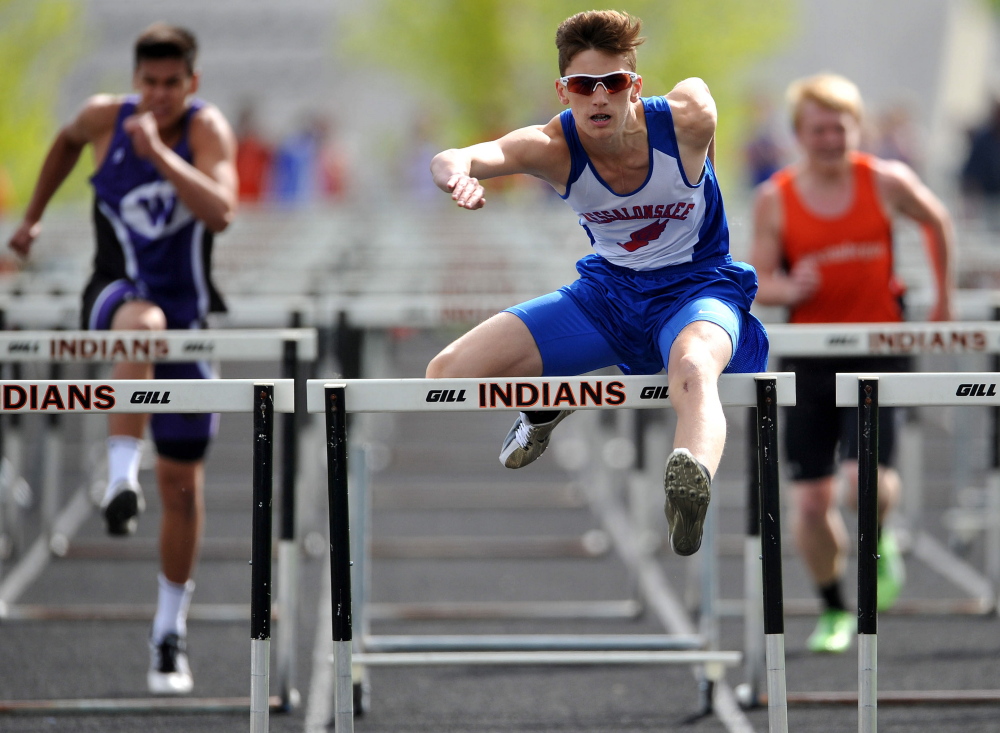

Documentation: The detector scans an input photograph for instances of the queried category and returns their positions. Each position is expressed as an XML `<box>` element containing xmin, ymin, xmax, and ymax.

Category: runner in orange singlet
<box><xmin>750</xmin><ymin>73</ymin><xmax>955</xmax><ymax>653</ymax></box>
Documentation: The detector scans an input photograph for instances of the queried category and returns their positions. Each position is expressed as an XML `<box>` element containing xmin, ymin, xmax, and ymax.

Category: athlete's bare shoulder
<box><xmin>189</xmin><ymin>102</ymin><xmax>233</xmax><ymax>139</ymax></box>
<box><xmin>868</xmin><ymin>154</ymin><xmax>928</xmax><ymax>211</ymax></box>
<box><xmin>188</xmin><ymin>102</ymin><xmax>236</xmax><ymax>158</ymax></box>
<box><xmin>67</xmin><ymin>94</ymin><xmax>125</xmax><ymax>144</ymax></box>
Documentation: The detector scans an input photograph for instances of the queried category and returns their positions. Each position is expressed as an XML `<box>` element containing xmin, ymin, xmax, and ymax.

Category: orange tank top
<box><xmin>775</xmin><ymin>152</ymin><xmax>903</xmax><ymax>324</ymax></box>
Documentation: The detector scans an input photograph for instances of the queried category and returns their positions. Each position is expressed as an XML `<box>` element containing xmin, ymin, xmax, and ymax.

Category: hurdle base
<box><xmin>757</xmin><ymin>690</ymin><xmax>1000</xmax><ymax>706</ymax></box>
<box><xmin>0</xmin><ymin>695</ymin><xmax>285</xmax><ymax>714</ymax></box>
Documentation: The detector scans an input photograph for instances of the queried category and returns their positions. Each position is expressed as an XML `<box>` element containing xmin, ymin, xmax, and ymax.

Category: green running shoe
<box><xmin>877</xmin><ymin>528</ymin><xmax>906</xmax><ymax>612</ymax></box>
<box><xmin>807</xmin><ymin>608</ymin><xmax>855</xmax><ymax>653</ymax></box>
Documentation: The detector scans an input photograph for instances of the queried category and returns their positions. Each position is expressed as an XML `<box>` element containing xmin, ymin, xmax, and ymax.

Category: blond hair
<box><xmin>786</xmin><ymin>73</ymin><xmax>863</xmax><ymax>129</ymax></box>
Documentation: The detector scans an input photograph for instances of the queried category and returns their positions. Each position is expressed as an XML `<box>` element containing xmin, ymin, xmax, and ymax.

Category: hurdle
<box><xmin>0</xmin><ymin>329</ymin><xmax>316</xmax><ymax>714</ymax></box>
<box><xmin>763</xmin><ymin>322</ymin><xmax>1000</xmax><ymax>608</ymax></box>
<box><xmin>0</xmin><ymin>378</ymin><xmax>293</xmax><ymax>729</ymax></box>
<box><xmin>823</xmin><ymin>372</ymin><xmax>1000</xmax><ymax>725</ymax></box>
<box><xmin>737</xmin><ymin>321</ymin><xmax>1000</xmax><ymax>709</ymax></box>
<box><xmin>306</xmin><ymin>372</ymin><xmax>794</xmax><ymax>731</ymax></box>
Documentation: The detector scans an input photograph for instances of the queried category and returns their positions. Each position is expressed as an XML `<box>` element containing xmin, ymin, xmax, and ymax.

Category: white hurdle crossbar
<box><xmin>834</xmin><ymin>372</ymin><xmax>1000</xmax><ymax>733</ymax></box>
<box><xmin>0</xmin><ymin>329</ymin><xmax>318</xmax><ymax>363</ymax></box>
<box><xmin>0</xmin><ymin>379</ymin><xmax>294</xmax><ymax>732</ymax></box>
<box><xmin>307</xmin><ymin>373</ymin><xmax>795</xmax><ymax>733</ymax></box>
<box><xmin>764</xmin><ymin>321</ymin><xmax>1000</xmax><ymax>357</ymax></box>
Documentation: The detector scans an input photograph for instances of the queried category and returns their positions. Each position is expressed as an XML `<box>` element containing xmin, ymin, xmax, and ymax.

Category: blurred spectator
<box><xmin>743</xmin><ymin>95</ymin><xmax>790</xmax><ymax>188</ymax></box>
<box><xmin>960</xmin><ymin>98</ymin><xmax>1000</xmax><ymax>231</ymax></box>
<box><xmin>873</xmin><ymin>103</ymin><xmax>923</xmax><ymax>173</ymax></box>
<box><xmin>234</xmin><ymin>103</ymin><xmax>273</xmax><ymax>203</ymax></box>
<box><xmin>316</xmin><ymin>117</ymin><xmax>348</xmax><ymax>200</ymax></box>
<box><xmin>271</xmin><ymin>114</ymin><xmax>347</xmax><ymax>206</ymax></box>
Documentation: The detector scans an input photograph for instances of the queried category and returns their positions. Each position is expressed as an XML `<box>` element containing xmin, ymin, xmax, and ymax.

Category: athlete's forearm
<box><xmin>147</xmin><ymin>145</ymin><xmax>236</xmax><ymax>232</ymax></box>
<box><xmin>754</xmin><ymin>272</ymin><xmax>800</xmax><ymax>307</ymax></box>
<box><xmin>922</xmin><ymin>218</ymin><xmax>956</xmax><ymax>317</ymax></box>
<box><xmin>22</xmin><ymin>131</ymin><xmax>86</xmax><ymax>224</ymax></box>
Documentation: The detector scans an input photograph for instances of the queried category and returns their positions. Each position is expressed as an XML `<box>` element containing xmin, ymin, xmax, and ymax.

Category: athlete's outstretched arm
<box><xmin>7</xmin><ymin>96</ymin><xmax>118</xmax><ymax>258</ymax></box>
<box><xmin>430</xmin><ymin>119</ymin><xmax>569</xmax><ymax>209</ymax></box>
<box><xmin>124</xmin><ymin>105</ymin><xmax>237</xmax><ymax>232</ymax></box>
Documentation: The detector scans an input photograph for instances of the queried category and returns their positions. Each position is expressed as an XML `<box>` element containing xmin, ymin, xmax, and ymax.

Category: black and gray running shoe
<box><xmin>663</xmin><ymin>448</ymin><xmax>712</xmax><ymax>556</ymax></box>
<box><xmin>498</xmin><ymin>411</ymin><xmax>572</xmax><ymax>469</ymax></box>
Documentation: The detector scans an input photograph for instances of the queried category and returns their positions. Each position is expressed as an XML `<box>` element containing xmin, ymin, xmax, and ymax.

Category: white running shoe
<box><xmin>498</xmin><ymin>411</ymin><xmax>572</xmax><ymax>469</ymax></box>
<box><xmin>100</xmin><ymin>480</ymin><xmax>145</xmax><ymax>536</ymax></box>
<box><xmin>148</xmin><ymin>632</ymin><xmax>194</xmax><ymax>695</ymax></box>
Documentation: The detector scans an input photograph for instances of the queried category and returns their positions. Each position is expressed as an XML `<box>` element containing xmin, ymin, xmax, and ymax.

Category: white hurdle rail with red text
<box><xmin>0</xmin><ymin>379</ymin><xmax>294</xmax><ymax>733</ymax></box>
<box><xmin>307</xmin><ymin>373</ymin><xmax>795</xmax><ymax>733</ymax></box>
<box><xmin>0</xmin><ymin>329</ymin><xmax>316</xmax><ymax>718</ymax></box>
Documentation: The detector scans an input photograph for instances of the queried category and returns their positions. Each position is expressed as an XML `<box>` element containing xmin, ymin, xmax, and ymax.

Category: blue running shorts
<box><xmin>505</xmin><ymin>253</ymin><xmax>769</xmax><ymax>376</ymax></box>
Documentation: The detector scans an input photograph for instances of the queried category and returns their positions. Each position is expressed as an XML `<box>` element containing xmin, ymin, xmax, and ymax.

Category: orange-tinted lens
<box><xmin>564</xmin><ymin>72</ymin><xmax>633</xmax><ymax>95</ymax></box>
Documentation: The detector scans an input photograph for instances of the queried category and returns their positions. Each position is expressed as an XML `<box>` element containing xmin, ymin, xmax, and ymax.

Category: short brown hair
<box><xmin>135</xmin><ymin>23</ymin><xmax>198</xmax><ymax>75</ymax></box>
<box><xmin>786</xmin><ymin>73</ymin><xmax>864</xmax><ymax>129</ymax></box>
<box><xmin>555</xmin><ymin>10</ymin><xmax>645</xmax><ymax>76</ymax></box>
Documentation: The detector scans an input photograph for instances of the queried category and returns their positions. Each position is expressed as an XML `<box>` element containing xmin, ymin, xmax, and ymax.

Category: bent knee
<box><xmin>793</xmin><ymin>479</ymin><xmax>837</xmax><ymax>522</ymax></box>
<box><xmin>668</xmin><ymin>353</ymin><xmax>718</xmax><ymax>397</ymax></box>
<box><xmin>426</xmin><ymin>349</ymin><xmax>460</xmax><ymax>379</ymax></box>
<box><xmin>112</xmin><ymin>301</ymin><xmax>167</xmax><ymax>331</ymax></box>
<box><xmin>159</xmin><ymin>483</ymin><xmax>199</xmax><ymax>517</ymax></box>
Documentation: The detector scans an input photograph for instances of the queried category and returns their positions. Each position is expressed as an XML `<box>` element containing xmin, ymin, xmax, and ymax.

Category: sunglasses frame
<box><xmin>558</xmin><ymin>71</ymin><xmax>640</xmax><ymax>96</ymax></box>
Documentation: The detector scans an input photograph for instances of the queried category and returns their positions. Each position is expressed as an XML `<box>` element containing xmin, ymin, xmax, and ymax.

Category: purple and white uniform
<box><xmin>82</xmin><ymin>95</ymin><xmax>224</xmax><ymax>459</ymax></box>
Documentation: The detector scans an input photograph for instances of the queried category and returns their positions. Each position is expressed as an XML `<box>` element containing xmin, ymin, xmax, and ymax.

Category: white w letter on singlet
<box><xmin>120</xmin><ymin>181</ymin><xmax>194</xmax><ymax>239</ymax></box>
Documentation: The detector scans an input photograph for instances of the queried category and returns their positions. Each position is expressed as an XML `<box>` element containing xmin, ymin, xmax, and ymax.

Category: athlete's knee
<box><xmin>159</xmin><ymin>480</ymin><xmax>200</xmax><ymax>518</ymax></box>
<box><xmin>157</xmin><ymin>462</ymin><xmax>203</xmax><ymax>518</ymax></box>
<box><xmin>668</xmin><ymin>351</ymin><xmax>718</xmax><ymax>402</ymax></box>
<box><xmin>426</xmin><ymin>348</ymin><xmax>460</xmax><ymax>379</ymax></box>
<box><xmin>111</xmin><ymin>300</ymin><xmax>167</xmax><ymax>331</ymax></box>
<box><xmin>793</xmin><ymin>478</ymin><xmax>837</xmax><ymax>523</ymax></box>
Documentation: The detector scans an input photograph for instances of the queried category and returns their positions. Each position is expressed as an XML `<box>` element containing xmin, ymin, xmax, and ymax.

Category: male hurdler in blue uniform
<box><xmin>428</xmin><ymin>10</ymin><xmax>769</xmax><ymax>556</ymax></box>
<box><xmin>8</xmin><ymin>23</ymin><xmax>237</xmax><ymax>695</ymax></box>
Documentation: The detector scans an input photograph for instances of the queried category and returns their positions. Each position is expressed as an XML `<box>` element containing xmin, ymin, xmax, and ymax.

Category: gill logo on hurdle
<box><xmin>956</xmin><ymin>383</ymin><xmax>998</xmax><ymax>397</ymax></box>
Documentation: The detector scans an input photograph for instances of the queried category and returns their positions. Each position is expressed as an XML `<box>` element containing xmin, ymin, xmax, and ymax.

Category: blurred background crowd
<box><xmin>1</xmin><ymin>0</ymin><xmax>999</xmax><ymax>281</ymax></box>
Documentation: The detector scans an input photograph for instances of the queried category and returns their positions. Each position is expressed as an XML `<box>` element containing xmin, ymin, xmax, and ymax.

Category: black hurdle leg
<box><xmin>757</xmin><ymin>377</ymin><xmax>788</xmax><ymax>733</ymax></box>
<box><xmin>251</xmin><ymin>384</ymin><xmax>275</xmax><ymax>733</ymax></box>
<box><xmin>325</xmin><ymin>385</ymin><xmax>354</xmax><ymax>732</ymax></box>
<box><xmin>276</xmin><ymin>336</ymin><xmax>300</xmax><ymax>710</ymax></box>
<box><xmin>858</xmin><ymin>379</ymin><xmax>879</xmax><ymax>733</ymax></box>
<box><xmin>742</xmin><ymin>406</ymin><xmax>765</xmax><ymax>707</ymax></box>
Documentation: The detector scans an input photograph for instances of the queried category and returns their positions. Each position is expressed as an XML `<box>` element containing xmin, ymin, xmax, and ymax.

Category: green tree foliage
<box><xmin>0</xmin><ymin>0</ymin><xmax>83</xmax><ymax>211</ymax></box>
<box><xmin>345</xmin><ymin>0</ymin><xmax>793</xmax><ymax>184</ymax></box>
